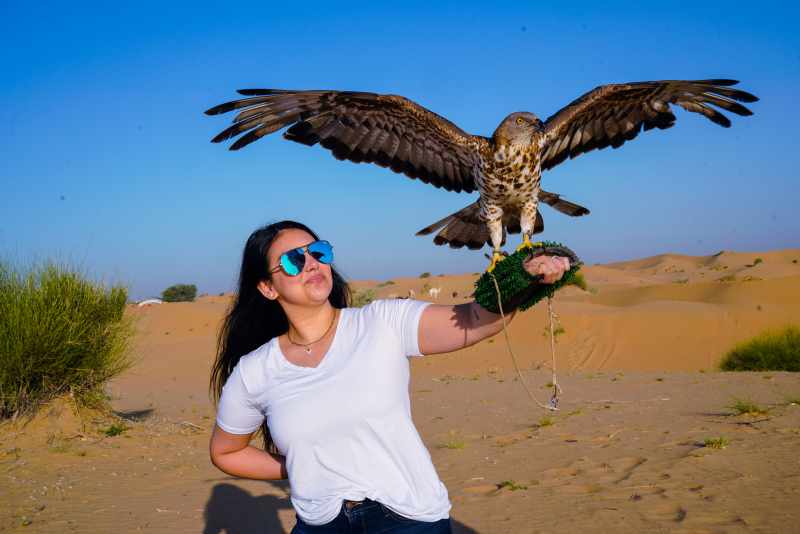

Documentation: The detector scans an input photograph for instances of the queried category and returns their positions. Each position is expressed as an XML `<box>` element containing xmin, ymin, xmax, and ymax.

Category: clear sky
<box><xmin>1</xmin><ymin>1</ymin><xmax>798</xmax><ymax>300</ymax></box>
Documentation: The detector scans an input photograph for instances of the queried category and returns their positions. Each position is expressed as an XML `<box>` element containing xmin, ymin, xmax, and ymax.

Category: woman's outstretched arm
<box><xmin>209</xmin><ymin>425</ymin><xmax>288</xmax><ymax>480</ymax></box>
<box><xmin>418</xmin><ymin>255</ymin><xmax>570</xmax><ymax>355</ymax></box>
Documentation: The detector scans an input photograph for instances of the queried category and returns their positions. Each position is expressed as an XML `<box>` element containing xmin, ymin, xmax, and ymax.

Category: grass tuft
<box><xmin>719</xmin><ymin>326</ymin><xmax>800</xmax><ymax>371</ymax></box>
<box><xmin>498</xmin><ymin>480</ymin><xmax>528</xmax><ymax>491</ymax></box>
<box><xmin>0</xmin><ymin>260</ymin><xmax>134</xmax><ymax>419</ymax></box>
<box><xmin>543</xmin><ymin>325</ymin><xmax>566</xmax><ymax>338</ymax></box>
<box><xmin>703</xmin><ymin>437</ymin><xmax>730</xmax><ymax>449</ymax></box>
<box><xmin>728</xmin><ymin>398</ymin><xmax>769</xmax><ymax>416</ymax></box>
<box><xmin>102</xmin><ymin>422</ymin><xmax>129</xmax><ymax>437</ymax></box>
<box><xmin>438</xmin><ymin>438</ymin><xmax>465</xmax><ymax>450</ymax></box>
<box><xmin>537</xmin><ymin>416</ymin><xmax>554</xmax><ymax>428</ymax></box>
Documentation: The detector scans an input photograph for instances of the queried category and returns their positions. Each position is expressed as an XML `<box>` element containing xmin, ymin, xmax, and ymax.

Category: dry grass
<box><xmin>720</xmin><ymin>325</ymin><xmax>800</xmax><ymax>371</ymax></box>
<box><xmin>0</xmin><ymin>261</ymin><xmax>134</xmax><ymax>419</ymax></box>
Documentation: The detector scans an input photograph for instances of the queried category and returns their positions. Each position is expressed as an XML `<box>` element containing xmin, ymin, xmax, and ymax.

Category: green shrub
<box><xmin>720</xmin><ymin>326</ymin><xmax>800</xmax><ymax>371</ymax></box>
<box><xmin>161</xmin><ymin>284</ymin><xmax>197</xmax><ymax>302</ymax></box>
<box><xmin>102</xmin><ymin>422</ymin><xmax>129</xmax><ymax>437</ymax></box>
<box><xmin>351</xmin><ymin>289</ymin><xmax>376</xmax><ymax>308</ymax></box>
<box><xmin>728</xmin><ymin>397</ymin><xmax>769</xmax><ymax>416</ymax></box>
<box><xmin>703</xmin><ymin>437</ymin><xmax>729</xmax><ymax>449</ymax></box>
<box><xmin>419</xmin><ymin>272</ymin><xmax>431</xmax><ymax>278</ymax></box>
<box><xmin>498</xmin><ymin>480</ymin><xmax>528</xmax><ymax>491</ymax></box>
<box><xmin>0</xmin><ymin>261</ymin><xmax>134</xmax><ymax>418</ymax></box>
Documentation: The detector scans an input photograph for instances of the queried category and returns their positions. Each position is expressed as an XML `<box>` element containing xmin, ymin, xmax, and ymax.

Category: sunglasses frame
<box><xmin>269</xmin><ymin>240</ymin><xmax>334</xmax><ymax>277</ymax></box>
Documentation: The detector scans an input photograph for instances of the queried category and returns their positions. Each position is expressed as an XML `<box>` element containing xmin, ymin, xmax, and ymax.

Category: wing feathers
<box><xmin>206</xmin><ymin>90</ymin><xmax>479</xmax><ymax>193</ymax></box>
<box><xmin>541</xmin><ymin>79</ymin><xmax>757</xmax><ymax>170</ymax></box>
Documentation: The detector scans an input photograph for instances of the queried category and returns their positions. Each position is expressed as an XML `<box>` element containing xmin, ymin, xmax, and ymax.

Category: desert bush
<box><xmin>498</xmin><ymin>480</ymin><xmax>528</xmax><ymax>491</ymax></box>
<box><xmin>727</xmin><ymin>397</ymin><xmax>769</xmax><ymax>416</ymax></box>
<box><xmin>719</xmin><ymin>326</ymin><xmax>800</xmax><ymax>371</ymax></box>
<box><xmin>703</xmin><ymin>437</ymin><xmax>729</xmax><ymax>449</ymax></box>
<box><xmin>351</xmin><ymin>288</ymin><xmax>376</xmax><ymax>308</ymax></box>
<box><xmin>161</xmin><ymin>283</ymin><xmax>197</xmax><ymax>302</ymax></box>
<box><xmin>0</xmin><ymin>261</ymin><xmax>134</xmax><ymax>418</ymax></box>
<box><xmin>419</xmin><ymin>272</ymin><xmax>431</xmax><ymax>278</ymax></box>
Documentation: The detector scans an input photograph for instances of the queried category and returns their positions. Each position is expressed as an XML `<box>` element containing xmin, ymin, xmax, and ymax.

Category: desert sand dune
<box><xmin>2</xmin><ymin>248</ymin><xmax>799</xmax><ymax>533</ymax></box>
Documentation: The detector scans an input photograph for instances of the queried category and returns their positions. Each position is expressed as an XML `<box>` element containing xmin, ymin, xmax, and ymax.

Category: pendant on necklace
<box><xmin>304</xmin><ymin>346</ymin><xmax>312</xmax><ymax>354</ymax></box>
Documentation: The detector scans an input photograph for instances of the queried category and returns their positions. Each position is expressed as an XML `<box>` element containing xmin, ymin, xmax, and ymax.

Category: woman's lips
<box><xmin>305</xmin><ymin>273</ymin><xmax>325</xmax><ymax>285</ymax></box>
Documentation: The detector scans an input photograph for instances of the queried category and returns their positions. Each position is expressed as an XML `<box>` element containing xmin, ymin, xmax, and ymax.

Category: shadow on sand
<box><xmin>203</xmin><ymin>481</ymin><xmax>480</xmax><ymax>533</ymax></box>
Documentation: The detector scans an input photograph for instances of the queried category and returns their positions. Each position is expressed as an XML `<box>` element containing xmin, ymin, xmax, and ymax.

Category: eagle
<box><xmin>205</xmin><ymin>79</ymin><xmax>757</xmax><ymax>271</ymax></box>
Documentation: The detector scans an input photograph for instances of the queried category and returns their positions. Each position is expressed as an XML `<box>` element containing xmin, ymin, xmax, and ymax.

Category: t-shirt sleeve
<box><xmin>215</xmin><ymin>363</ymin><xmax>265</xmax><ymax>435</ymax></box>
<box><xmin>367</xmin><ymin>298</ymin><xmax>431</xmax><ymax>357</ymax></box>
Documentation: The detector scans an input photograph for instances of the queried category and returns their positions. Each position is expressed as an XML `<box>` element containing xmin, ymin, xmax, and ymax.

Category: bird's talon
<box><xmin>486</xmin><ymin>252</ymin><xmax>504</xmax><ymax>273</ymax></box>
<box><xmin>516</xmin><ymin>235</ymin><xmax>537</xmax><ymax>252</ymax></box>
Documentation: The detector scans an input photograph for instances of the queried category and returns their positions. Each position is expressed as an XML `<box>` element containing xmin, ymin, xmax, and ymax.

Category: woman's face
<box><xmin>258</xmin><ymin>228</ymin><xmax>333</xmax><ymax>307</ymax></box>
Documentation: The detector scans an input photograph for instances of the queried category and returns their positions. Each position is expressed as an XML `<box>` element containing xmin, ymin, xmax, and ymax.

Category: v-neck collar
<box><xmin>275</xmin><ymin>308</ymin><xmax>345</xmax><ymax>371</ymax></box>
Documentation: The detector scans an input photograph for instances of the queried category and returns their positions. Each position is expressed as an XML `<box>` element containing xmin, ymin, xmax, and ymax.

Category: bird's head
<box><xmin>493</xmin><ymin>112</ymin><xmax>543</xmax><ymax>147</ymax></box>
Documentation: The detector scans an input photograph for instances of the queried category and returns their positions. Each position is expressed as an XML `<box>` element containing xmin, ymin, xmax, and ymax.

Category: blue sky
<box><xmin>1</xmin><ymin>1</ymin><xmax>798</xmax><ymax>300</ymax></box>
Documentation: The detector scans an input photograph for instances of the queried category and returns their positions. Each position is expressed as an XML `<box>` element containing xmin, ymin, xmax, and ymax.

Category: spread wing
<box><xmin>205</xmin><ymin>89</ymin><xmax>485</xmax><ymax>193</ymax></box>
<box><xmin>540</xmin><ymin>79</ymin><xmax>758</xmax><ymax>171</ymax></box>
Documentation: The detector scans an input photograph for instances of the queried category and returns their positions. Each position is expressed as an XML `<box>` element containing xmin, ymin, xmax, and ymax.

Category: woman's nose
<box><xmin>303</xmin><ymin>250</ymin><xmax>320</xmax><ymax>271</ymax></box>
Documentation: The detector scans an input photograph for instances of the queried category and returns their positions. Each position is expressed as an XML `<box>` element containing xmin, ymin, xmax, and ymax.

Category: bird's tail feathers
<box><xmin>416</xmin><ymin>200</ymin><xmax>554</xmax><ymax>249</ymax></box>
<box><xmin>416</xmin><ymin>202</ymin><xmax>507</xmax><ymax>250</ymax></box>
<box><xmin>538</xmin><ymin>190</ymin><xmax>590</xmax><ymax>217</ymax></box>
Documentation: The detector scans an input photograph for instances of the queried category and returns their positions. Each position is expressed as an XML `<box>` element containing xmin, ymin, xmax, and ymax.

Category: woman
<box><xmin>210</xmin><ymin>220</ymin><xmax>570</xmax><ymax>533</ymax></box>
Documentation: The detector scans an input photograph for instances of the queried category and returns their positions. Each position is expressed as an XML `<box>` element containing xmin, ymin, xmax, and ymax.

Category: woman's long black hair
<box><xmin>210</xmin><ymin>220</ymin><xmax>351</xmax><ymax>452</ymax></box>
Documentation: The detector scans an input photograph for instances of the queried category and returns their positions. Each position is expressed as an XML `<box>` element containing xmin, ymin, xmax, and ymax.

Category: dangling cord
<box><xmin>546</xmin><ymin>296</ymin><xmax>563</xmax><ymax>410</ymax></box>
<box><xmin>489</xmin><ymin>272</ymin><xmax>558</xmax><ymax>411</ymax></box>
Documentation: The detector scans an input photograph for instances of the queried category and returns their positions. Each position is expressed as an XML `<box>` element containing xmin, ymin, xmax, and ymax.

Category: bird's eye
<box><xmin>516</xmin><ymin>117</ymin><xmax>525</xmax><ymax>125</ymax></box>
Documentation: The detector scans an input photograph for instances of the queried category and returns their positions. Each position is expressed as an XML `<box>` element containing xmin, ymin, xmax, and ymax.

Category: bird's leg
<box><xmin>486</xmin><ymin>217</ymin><xmax>505</xmax><ymax>273</ymax></box>
<box><xmin>516</xmin><ymin>200</ymin><xmax>542</xmax><ymax>253</ymax></box>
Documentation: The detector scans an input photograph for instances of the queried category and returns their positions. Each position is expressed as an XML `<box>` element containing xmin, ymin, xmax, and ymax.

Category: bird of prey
<box><xmin>205</xmin><ymin>79</ymin><xmax>757</xmax><ymax>271</ymax></box>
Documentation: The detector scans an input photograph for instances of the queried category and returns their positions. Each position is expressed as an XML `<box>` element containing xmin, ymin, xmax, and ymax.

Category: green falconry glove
<box><xmin>474</xmin><ymin>242</ymin><xmax>583</xmax><ymax>314</ymax></box>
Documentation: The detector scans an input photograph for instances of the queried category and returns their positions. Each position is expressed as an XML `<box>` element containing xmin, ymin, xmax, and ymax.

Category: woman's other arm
<box><xmin>209</xmin><ymin>425</ymin><xmax>288</xmax><ymax>480</ymax></box>
<box><xmin>418</xmin><ymin>255</ymin><xmax>570</xmax><ymax>355</ymax></box>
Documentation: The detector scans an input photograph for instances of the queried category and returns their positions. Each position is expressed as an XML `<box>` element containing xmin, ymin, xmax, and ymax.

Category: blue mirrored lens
<box><xmin>308</xmin><ymin>241</ymin><xmax>333</xmax><ymax>264</ymax></box>
<box><xmin>281</xmin><ymin>249</ymin><xmax>304</xmax><ymax>276</ymax></box>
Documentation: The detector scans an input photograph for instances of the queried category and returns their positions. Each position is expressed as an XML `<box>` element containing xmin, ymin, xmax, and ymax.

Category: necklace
<box><xmin>286</xmin><ymin>309</ymin><xmax>338</xmax><ymax>354</ymax></box>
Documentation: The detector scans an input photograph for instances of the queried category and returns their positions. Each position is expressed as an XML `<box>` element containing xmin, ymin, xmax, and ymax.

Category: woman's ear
<box><xmin>257</xmin><ymin>280</ymin><xmax>279</xmax><ymax>301</ymax></box>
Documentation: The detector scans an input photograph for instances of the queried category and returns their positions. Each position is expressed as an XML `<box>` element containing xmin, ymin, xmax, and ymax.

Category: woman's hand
<box><xmin>418</xmin><ymin>254</ymin><xmax>574</xmax><ymax>355</ymax></box>
<box><xmin>523</xmin><ymin>255</ymin><xmax>571</xmax><ymax>284</ymax></box>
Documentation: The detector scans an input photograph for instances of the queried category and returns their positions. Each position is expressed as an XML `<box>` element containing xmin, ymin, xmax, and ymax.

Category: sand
<box><xmin>2</xmin><ymin>248</ymin><xmax>799</xmax><ymax>533</ymax></box>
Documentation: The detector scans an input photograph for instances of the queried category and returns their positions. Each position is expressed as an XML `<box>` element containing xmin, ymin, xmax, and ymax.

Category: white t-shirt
<box><xmin>216</xmin><ymin>298</ymin><xmax>451</xmax><ymax>526</ymax></box>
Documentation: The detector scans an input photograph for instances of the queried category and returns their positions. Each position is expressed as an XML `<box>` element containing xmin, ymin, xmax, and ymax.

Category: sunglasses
<box><xmin>269</xmin><ymin>240</ymin><xmax>334</xmax><ymax>277</ymax></box>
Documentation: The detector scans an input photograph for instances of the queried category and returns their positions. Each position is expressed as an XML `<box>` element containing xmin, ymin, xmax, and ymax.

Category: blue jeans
<box><xmin>291</xmin><ymin>499</ymin><xmax>452</xmax><ymax>533</ymax></box>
